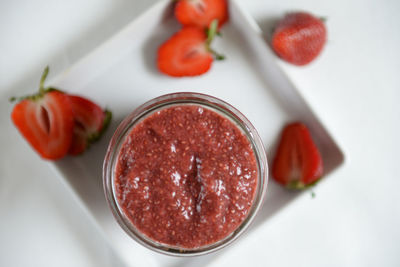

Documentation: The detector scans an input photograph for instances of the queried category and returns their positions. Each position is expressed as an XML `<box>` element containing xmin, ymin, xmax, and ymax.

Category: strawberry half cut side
<box><xmin>272</xmin><ymin>122</ymin><xmax>323</xmax><ymax>189</ymax></box>
<box><xmin>175</xmin><ymin>0</ymin><xmax>228</xmax><ymax>29</ymax></box>
<box><xmin>68</xmin><ymin>95</ymin><xmax>112</xmax><ymax>155</ymax></box>
<box><xmin>157</xmin><ymin>20</ymin><xmax>224</xmax><ymax>77</ymax></box>
<box><xmin>11</xmin><ymin>90</ymin><xmax>74</xmax><ymax>160</ymax></box>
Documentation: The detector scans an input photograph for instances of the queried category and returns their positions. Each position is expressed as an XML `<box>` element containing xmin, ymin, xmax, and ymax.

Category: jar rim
<box><xmin>103</xmin><ymin>92</ymin><xmax>268</xmax><ymax>256</ymax></box>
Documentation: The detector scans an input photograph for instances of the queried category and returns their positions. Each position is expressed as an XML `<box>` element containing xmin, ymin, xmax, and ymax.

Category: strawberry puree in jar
<box><xmin>104</xmin><ymin>93</ymin><xmax>268</xmax><ymax>256</ymax></box>
<box><xmin>114</xmin><ymin>105</ymin><xmax>258</xmax><ymax>249</ymax></box>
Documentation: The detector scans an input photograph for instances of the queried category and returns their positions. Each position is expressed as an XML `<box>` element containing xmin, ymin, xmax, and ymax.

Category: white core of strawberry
<box><xmin>289</xmin><ymin>144</ymin><xmax>302</xmax><ymax>182</ymax></box>
<box><xmin>190</xmin><ymin>0</ymin><xmax>206</xmax><ymax>13</ymax></box>
<box><xmin>39</xmin><ymin>105</ymin><xmax>51</xmax><ymax>134</ymax></box>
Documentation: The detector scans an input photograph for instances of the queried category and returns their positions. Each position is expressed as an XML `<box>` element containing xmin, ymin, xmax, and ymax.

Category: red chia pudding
<box><xmin>104</xmin><ymin>93</ymin><xmax>267</xmax><ymax>255</ymax></box>
<box><xmin>114</xmin><ymin>104</ymin><xmax>258</xmax><ymax>248</ymax></box>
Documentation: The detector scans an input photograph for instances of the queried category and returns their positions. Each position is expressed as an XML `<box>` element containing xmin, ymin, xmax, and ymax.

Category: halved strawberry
<box><xmin>157</xmin><ymin>20</ymin><xmax>224</xmax><ymax>77</ymax></box>
<box><xmin>272</xmin><ymin>122</ymin><xmax>323</xmax><ymax>189</ymax></box>
<box><xmin>11</xmin><ymin>68</ymin><xmax>74</xmax><ymax>160</ymax></box>
<box><xmin>68</xmin><ymin>95</ymin><xmax>112</xmax><ymax>155</ymax></box>
<box><xmin>175</xmin><ymin>0</ymin><xmax>228</xmax><ymax>29</ymax></box>
<box><xmin>11</xmin><ymin>67</ymin><xmax>112</xmax><ymax>159</ymax></box>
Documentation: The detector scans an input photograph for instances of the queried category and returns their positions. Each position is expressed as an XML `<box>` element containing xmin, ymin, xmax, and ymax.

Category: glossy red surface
<box><xmin>115</xmin><ymin>105</ymin><xmax>258</xmax><ymax>248</ymax></box>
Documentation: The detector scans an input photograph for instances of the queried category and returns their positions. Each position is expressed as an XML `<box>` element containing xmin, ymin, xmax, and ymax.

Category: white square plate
<box><xmin>7</xmin><ymin>0</ymin><xmax>345</xmax><ymax>266</ymax></box>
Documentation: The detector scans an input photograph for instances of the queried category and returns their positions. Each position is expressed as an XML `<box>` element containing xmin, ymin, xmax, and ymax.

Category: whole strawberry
<box><xmin>272</xmin><ymin>12</ymin><xmax>327</xmax><ymax>66</ymax></box>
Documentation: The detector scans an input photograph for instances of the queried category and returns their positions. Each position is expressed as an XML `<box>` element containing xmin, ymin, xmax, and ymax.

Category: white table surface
<box><xmin>1</xmin><ymin>0</ymin><xmax>399</xmax><ymax>266</ymax></box>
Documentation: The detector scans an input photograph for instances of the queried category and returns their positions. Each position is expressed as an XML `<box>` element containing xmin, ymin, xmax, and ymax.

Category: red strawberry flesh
<box><xmin>10</xmin><ymin>66</ymin><xmax>112</xmax><ymax>159</ymax></box>
<box><xmin>175</xmin><ymin>0</ymin><xmax>228</xmax><ymax>29</ymax></box>
<box><xmin>11</xmin><ymin>91</ymin><xmax>74</xmax><ymax>160</ymax></box>
<box><xmin>68</xmin><ymin>95</ymin><xmax>111</xmax><ymax>155</ymax></box>
<box><xmin>272</xmin><ymin>122</ymin><xmax>323</xmax><ymax>189</ymax></box>
<box><xmin>157</xmin><ymin>27</ymin><xmax>213</xmax><ymax>77</ymax></box>
<box><xmin>272</xmin><ymin>12</ymin><xmax>327</xmax><ymax>66</ymax></box>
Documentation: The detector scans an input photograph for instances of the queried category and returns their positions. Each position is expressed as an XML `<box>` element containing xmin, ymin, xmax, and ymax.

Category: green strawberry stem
<box><xmin>320</xmin><ymin>16</ymin><xmax>327</xmax><ymax>22</ymax></box>
<box><xmin>206</xmin><ymin>19</ymin><xmax>225</xmax><ymax>60</ymax></box>
<box><xmin>10</xmin><ymin>66</ymin><xmax>60</xmax><ymax>103</ymax></box>
<box><xmin>39</xmin><ymin>66</ymin><xmax>50</xmax><ymax>93</ymax></box>
<box><xmin>206</xmin><ymin>19</ymin><xmax>219</xmax><ymax>46</ymax></box>
<box><xmin>209</xmin><ymin>48</ymin><xmax>225</xmax><ymax>60</ymax></box>
<box><xmin>286</xmin><ymin>178</ymin><xmax>321</xmax><ymax>190</ymax></box>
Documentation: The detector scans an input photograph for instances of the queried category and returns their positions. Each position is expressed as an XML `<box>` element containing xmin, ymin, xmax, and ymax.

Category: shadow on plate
<box><xmin>54</xmin><ymin>114</ymin><xmax>125</xmax><ymax>223</ymax></box>
<box><xmin>140</xmin><ymin>6</ymin><xmax>180</xmax><ymax>75</ymax></box>
<box><xmin>256</xmin><ymin>16</ymin><xmax>281</xmax><ymax>44</ymax></box>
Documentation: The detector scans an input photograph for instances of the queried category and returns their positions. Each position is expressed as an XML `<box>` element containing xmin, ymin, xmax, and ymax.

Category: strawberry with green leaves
<box><xmin>157</xmin><ymin>20</ymin><xmax>224</xmax><ymax>77</ymax></box>
<box><xmin>11</xmin><ymin>67</ymin><xmax>111</xmax><ymax>159</ymax></box>
<box><xmin>272</xmin><ymin>122</ymin><xmax>323</xmax><ymax>189</ymax></box>
<box><xmin>11</xmin><ymin>68</ymin><xmax>74</xmax><ymax>160</ymax></box>
<box><xmin>175</xmin><ymin>0</ymin><xmax>228</xmax><ymax>29</ymax></box>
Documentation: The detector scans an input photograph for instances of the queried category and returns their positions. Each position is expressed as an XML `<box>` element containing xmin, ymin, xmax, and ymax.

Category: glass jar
<box><xmin>103</xmin><ymin>92</ymin><xmax>268</xmax><ymax>256</ymax></box>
